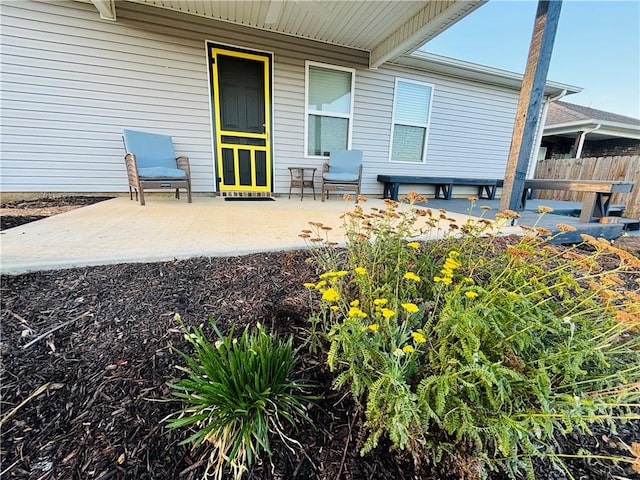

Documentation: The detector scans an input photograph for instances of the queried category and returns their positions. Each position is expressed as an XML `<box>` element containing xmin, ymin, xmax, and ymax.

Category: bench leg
<box><xmin>580</xmin><ymin>192</ymin><xmax>598</xmax><ymax>223</ymax></box>
<box><xmin>478</xmin><ymin>185</ymin><xmax>496</xmax><ymax>200</ymax></box>
<box><xmin>519</xmin><ymin>189</ymin><xmax>529</xmax><ymax>210</ymax></box>
<box><xmin>435</xmin><ymin>184</ymin><xmax>452</xmax><ymax>200</ymax></box>
<box><xmin>391</xmin><ymin>183</ymin><xmax>400</xmax><ymax>201</ymax></box>
<box><xmin>580</xmin><ymin>192</ymin><xmax>610</xmax><ymax>223</ymax></box>
<box><xmin>382</xmin><ymin>182</ymin><xmax>400</xmax><ymax>200</ymax></box>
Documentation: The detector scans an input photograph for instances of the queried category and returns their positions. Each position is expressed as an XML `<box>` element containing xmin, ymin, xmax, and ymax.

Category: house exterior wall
<box><xmin>541</xmin><ymin>135</ymin><xmax>640</xmax><ymax>159</ymax></box>
<box><xmin>581</xmin><ymin>138</ymin><xmax>640</xmax><ymax>158</ymax></box>
<box><xmin>1</xmin><ymin>0</ymin><xmax>520</xmax><ymax>196</ymax></box>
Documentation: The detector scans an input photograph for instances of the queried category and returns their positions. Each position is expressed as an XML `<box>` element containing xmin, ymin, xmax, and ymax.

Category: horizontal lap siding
<box><xmin>1</xmin><ymin>1</ymin><xmax>214</xmax><ymax>193</ymax></box>
<box><xmin>375</xmin><ymin>65</ymin><xmax>519</xmax><ymax>196</ymax></box>
<box><xmin>1</xmin><ymin>1</ymin><xmax>519</xmax><ymax>196</ymax></box>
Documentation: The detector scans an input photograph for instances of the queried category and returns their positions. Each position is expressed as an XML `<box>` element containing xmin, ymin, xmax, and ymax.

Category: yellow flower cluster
<box><xmin>401</xmin><ymin>302</ymin><xmax>419</xmax><ymax>313</ymax></box>
<box><xmin>348</xmin><ymin>306</ymin><xmax>368</xmax><ymax>319</ymax></box>
<box><xmin>411</xmin><ymin>331</ymin><xmax>427</xmax><ymax>343</ymax></box>
<box><xmin>319</xmin><ymin>270</ymin><xmax>349</xmax><ymax>286</ymax></box>
<box><xmin>360</xmin><ymin>323</ymin><xmax>379</xmax><ymax>332</ymax></box>
<box><xmin>320</xmin><ymin>270</ymin><xmax>348</xmax><ymax>279</ymax></box>
<box><xmin>404</xmin><ymin>272</ymin><xmax>421</xmax><ymax>282</ymax></box>
<box><xmin>434</xmin><ymin>250</ymin><xmax>461</xmax><ymax>285</ymax></box>
<box><xmin>322</xmin><ymin>288</ymin><xmax>340</xmax><ymax>303</ymax></box>
<box><xmin>406</xmin><ymin>241</ymin><xmax>420</xmax><ymax>250</ymax></box>
<box><xmin>381</xmin><ymin>308</ymin><xmax>395</xmax><ymax>319</ymax></box>
<box><xmin>390</xmin><ymin>330</ymin><xmax>428</xmax><ymax>356</ymax></box>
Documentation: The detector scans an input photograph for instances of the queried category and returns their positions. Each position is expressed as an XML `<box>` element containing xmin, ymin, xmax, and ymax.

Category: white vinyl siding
<box><xmin>390</xmin><ymin>79</ymin><xmax>433</xmax><ymax>163</ymax></box>
<box><xmin>0</xmin><ymin>0</ymin><xmax>522</xmax><ymax>197</ymax></box>
<box><xmin>305</xmin><ymin>62</ymin><xmax>355</xmax><ymax>157</ymax></box>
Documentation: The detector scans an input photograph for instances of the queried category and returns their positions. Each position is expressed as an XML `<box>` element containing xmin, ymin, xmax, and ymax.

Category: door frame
<box><xmin>205</xmin><ymin>41</ymin><xmax>274</xmax><ymax>193</ymax></box>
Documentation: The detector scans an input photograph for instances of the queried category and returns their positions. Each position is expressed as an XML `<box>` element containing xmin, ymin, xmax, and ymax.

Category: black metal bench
<box><xmin>377</xmin><ymin>175</ymin><xmax>501</xmax><ymax>201</ymax></box>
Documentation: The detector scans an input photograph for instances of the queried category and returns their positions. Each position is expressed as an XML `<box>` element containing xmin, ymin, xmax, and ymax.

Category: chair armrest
<box><xmin>124</xmin><ymin>152</ymin><xmax>140</xmax><ymax>181</ymax></box>
<box><xmin>176</xmin><ymin>156</ymin><xmax>191</xmax><ymax>178</ymax></box>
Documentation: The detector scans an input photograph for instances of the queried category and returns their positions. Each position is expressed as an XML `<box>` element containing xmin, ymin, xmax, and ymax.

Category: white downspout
<box><xmin>528</xmin><ymin>89</ymin><xmax>567</xmax><ymax>178</ymax></box>
<box><xmin>575</xmin><ymin>124</ymin><xmax>601</xmax><ymax>159</ymax></box>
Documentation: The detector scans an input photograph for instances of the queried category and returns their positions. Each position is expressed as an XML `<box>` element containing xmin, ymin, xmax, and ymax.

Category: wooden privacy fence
<box><xmin>533</xmin><ymin>155</ymin><xmax>640</xmax><ymax>218</ymax></box>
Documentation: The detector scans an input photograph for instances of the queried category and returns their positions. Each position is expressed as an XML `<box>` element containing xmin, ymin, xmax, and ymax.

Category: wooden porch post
<box><xmin>500</xmin><ymin>0</ymin><xmax>563</xmax><ymax>212</ymax></box>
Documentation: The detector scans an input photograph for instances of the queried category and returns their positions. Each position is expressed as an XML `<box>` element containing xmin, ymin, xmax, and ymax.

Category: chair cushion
<box><xmin>323</xmin><ymin>172</ymin><xmax>359</xmax><ymax>182</ymax></box>
<box><xmin>123</xmin><ymin>129</ymin><xmax>177</xmax><ymax>170</ymax></box>
<box><xmin>328</xmin><ymin>150</ymin><xmax>363</xmax><ymax>174</ymax></box>
<box><xmin>137</xmin><ymin>166</ymin><xmax>187</xmax><ymax>179</ymax></box>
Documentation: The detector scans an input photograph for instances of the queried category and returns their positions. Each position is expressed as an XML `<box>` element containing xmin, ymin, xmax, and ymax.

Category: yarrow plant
<box><xmin>165</xmin><ymin>316</ymin><xmax>314</xmax><ymax>480</ymax></box>
<box><xmin>302</xmin><ymin>193</ymin><xmax>640</xmax><ymax>479</ymax></box>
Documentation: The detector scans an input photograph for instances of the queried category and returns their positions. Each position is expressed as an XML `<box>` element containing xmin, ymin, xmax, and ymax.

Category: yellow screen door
<box><xmin>210</xmin><ymin>46</ymin><xmax>272</xmax><ymax>192</ymax></box>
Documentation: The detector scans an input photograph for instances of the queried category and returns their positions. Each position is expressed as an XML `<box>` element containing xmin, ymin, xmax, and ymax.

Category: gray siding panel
<box><xmin>1</xmin><ymin>0</ymin><xmax>519</xmax><ymax>195</ymax></box>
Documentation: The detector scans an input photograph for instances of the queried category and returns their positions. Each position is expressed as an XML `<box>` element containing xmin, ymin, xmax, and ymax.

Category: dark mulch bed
<box><xmin>1</xmin><ymin>196</ymin><xmax>113</xmax><ymax>230</ymax></box>
<box><xmin>1</xmin><ymin>200</ymin><xmax>638</xmax><ymax>480</ymax></box>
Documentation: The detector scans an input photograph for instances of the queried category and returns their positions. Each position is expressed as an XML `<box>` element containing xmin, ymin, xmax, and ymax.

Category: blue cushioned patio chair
<box><xmin>123</xmin><ymin>129</ymin><xmax>192</xmax><ymax>206</ymax></box>
<box><xmin>321</xmin><ymin>150</ymin><xmax>363</xmax><ymax>203</ymax></box>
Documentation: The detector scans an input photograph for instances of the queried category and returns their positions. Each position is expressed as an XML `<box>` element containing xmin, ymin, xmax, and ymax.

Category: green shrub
<box><xmin>303</xmin><ymin>196</ymin><xmax>640</xmax><ymax>479</ymax></box>
<box><xmin>165</xmin><ymin>317</ymin><xmax>314</xmax><ymax>480</ymax></box>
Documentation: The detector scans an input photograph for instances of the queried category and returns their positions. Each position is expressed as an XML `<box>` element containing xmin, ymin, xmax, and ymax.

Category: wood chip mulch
<box><xmin>1</xmin><ymin>199</ymin><xmax>638</xmax><ymax>480</ymax></box>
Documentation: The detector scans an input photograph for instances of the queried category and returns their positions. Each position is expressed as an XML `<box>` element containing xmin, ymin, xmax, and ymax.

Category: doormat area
<box><xmin>224</xmin><ymin>197</ymin><xmax>275</xmax><ymax>202</ymax></box>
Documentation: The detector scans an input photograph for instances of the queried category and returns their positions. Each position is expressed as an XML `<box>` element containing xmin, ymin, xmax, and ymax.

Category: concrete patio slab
<box><xmin>1</xmin><ymin>196</ymin><xmax>494</xmax><ymax>275</ymax></box>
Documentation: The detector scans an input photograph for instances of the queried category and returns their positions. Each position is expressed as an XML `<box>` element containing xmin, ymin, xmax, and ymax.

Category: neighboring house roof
<box><xmin>544</xmin><ymin>101</ymin><xmax>640</xmax><ymax>140</ymax></box>
<box><xmin>395</xmin><ymin>51</ymin><xmax>581</xmax><ymax>97</ymax></box>
<box><xmin>82</xmin><ymin>0</ymin><xmax>486</xmax><ymax>68</ymax></box>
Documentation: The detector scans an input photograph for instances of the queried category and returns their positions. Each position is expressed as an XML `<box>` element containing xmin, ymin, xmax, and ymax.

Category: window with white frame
<box><xmin>305</xmin><ymin>62</ymin><xmax>355</xmax><ymax>157</ymax></box>
<box><xmin>390</xmin><ymin>79</ymin><xmax>433</xmax><ymax>163</ymax></box>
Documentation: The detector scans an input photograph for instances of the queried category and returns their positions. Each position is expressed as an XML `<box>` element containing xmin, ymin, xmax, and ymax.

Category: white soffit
<box><xmin>544</xmin><ymin>121</ymin><xmax>640</xmax><ymax>140</ymax></box>
<box><xmin>90</xmin><ymin>0</ymin><xmax>486</xmax><ymax>67</ymax></box>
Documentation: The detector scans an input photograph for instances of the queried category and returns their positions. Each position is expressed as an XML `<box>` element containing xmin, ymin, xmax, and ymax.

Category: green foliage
<box><xmin>303</xmin><ymin>196</ymin><xmax>640</xmax><ymax>478</ymax></box>
<box><xmin>165</xmin><ymin>317</ymin><xmax>314</xmax><ymax>480</ymax></box>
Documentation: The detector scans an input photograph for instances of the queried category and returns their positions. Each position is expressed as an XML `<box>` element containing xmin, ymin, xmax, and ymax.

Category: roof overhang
<box><xmin>81</xmin><ymin>0</ymin><xmax>486</xmax><ymax>68</ymax></box>
<box><xmin>544</xmin><ymin>120</ymin><xmax>640</xmax><ymax>140</ymax></box>
<box><xmin>391</xmin><ymin>51</ymin><xmax>582</xmax><ymax>97</ymax></box>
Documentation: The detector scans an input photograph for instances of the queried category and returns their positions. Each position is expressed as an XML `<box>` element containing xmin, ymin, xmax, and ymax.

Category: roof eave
<box><xmin>393</xmin><ymin>51</ymin><xmax>582</xmax><ymax>96</ymax></box>
<box><xmin>369</xmin><ymin>1</ymin><xmax>486</xmax><ymax>68</ymax></box>
<box><xmin>544</xmin><ymin>120</ymin><xmax>640</xmax><ymax>139</ymax></box>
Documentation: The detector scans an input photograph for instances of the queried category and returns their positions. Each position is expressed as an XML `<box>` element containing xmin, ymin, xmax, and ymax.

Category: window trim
<box><xmin>304</xmin><ymin>61</ymin><xmax>356</xmax><ymax>158</ymax></box>
<box><xmin>389</xmin><ymin>77</ymin><xmax>434</xmax><ymax>164</ymax></box>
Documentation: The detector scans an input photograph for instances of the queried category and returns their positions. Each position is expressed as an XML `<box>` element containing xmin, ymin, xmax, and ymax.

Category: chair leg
<box><xmin>129</xmin><ymin>186</ymin><xmax>133</xmax><ymax>201</ymax></box>
<box><xmin>175</xmin><ymin>188</ymin><xmax>180</xmax><ymax>199</ymax></box>
<box><xmin>187</xmin><ymin>183</ymin><xmax>192</xmax><ymax>203</ymax></box>
<box><xmin>139</xmin><ymin>188</ymin><xmax>146</xmax><ymax>206</ymax></box>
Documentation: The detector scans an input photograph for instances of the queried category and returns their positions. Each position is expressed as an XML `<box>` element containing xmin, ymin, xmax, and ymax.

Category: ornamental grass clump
<box><xmin>165</xmin><ymin>317</ymin><xmax>314</xmax><ymax>480</ymax></box>
<box><xmin>302</xmin><ymin>194</ymin><xmax>640</xmax><ymax>479</ymax></box>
